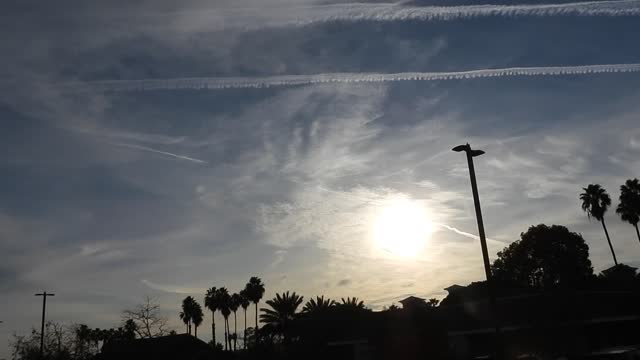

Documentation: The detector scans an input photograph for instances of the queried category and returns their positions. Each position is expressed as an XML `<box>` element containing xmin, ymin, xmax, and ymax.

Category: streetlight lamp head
<box><xmin>452</xmin><ymin>144</ymin><xmax>469</xmax><ymax>152</ymax></box>
<box><xmin>470</xmin><ymin>149</ymin><xmax>485</xmax><ymax>157</ymax></box>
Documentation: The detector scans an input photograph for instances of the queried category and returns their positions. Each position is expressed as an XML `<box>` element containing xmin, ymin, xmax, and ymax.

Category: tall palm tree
<box><xmin>581</xmin><ymin>184</ymin><xmax>618</xmax><ymax>265</ymax></box>
<box><xmin>230</xmin><ymin>293</ymin><xmax>242</xmax><ymax>351</ymax></box>
<box><xmin>260</xmin><ymin>291</ymin><xmax>304</xmax><ymax>342</ymax></box>
<box><xmin>216</xmin><ymin>288</ymin><xmax>231</xmax><ymax>351</ymax></box>
<box><xmin>244</xmin><ymin>277</ymin><xmax>265</xmax><ymax>331</ymax></box>
<box><xmin>204</xmin><ymin>287</ymin><xmax>218</xmax><ymax>346</ymax></box>
<box><xmin>302</xmin><ymin>296</ymin><xmax>336</xmax><ymax>314</ymax></box>
<box><xmin>617</xmin><ymin>178</ymin><xmax>640</xmax><ymax>244</ymax></box>
<box><xmin>239</xmin><ymin>289</ymin><xmax>250</xmax><ymax>349</ymax></box>
<box><xmin>180</xmin><ymin>296</ymin><xmax>196</xmax><ymax>335</ymax></box>
<box><xmin>192</xmin><ymin>301</ymin><xmax>204</xmax><ymax>339</ymax></box>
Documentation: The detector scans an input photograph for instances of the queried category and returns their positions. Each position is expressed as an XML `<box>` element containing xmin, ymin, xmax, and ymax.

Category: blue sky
<box><xmin>1</xmin><ymin>0</ymin><xmax>640</xmax><ymax>355</ymax></box>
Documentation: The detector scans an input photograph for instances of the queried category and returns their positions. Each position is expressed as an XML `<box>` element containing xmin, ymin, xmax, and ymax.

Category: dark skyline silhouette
<box><xmin>3</xmin><ymin>0</ymin><xmax>640</xmax><ymax>358</ymax></box>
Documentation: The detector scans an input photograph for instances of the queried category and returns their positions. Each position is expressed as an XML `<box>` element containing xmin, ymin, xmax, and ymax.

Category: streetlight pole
<box><xmin>452</xmin><ymin>143</ymin><xmax>502</xmax><ymax>360</ymax></box>
<box><xmin>35</xmin><ymin>291</ymin><xmax>55</xmax><ymax>359</ymax></box>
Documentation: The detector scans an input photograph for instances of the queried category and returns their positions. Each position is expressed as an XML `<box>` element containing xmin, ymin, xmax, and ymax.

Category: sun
<box><xmin>372</xmin><ymin>197</ymin><xmax>434</xmax><ymax>259</ymax></box>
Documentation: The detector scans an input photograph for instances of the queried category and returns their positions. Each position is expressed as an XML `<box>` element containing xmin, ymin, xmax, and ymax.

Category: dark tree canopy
<box><xmin>492</xmin><ymin>224</ymin><xmax>593</xmax><ymax>289</ymax></box>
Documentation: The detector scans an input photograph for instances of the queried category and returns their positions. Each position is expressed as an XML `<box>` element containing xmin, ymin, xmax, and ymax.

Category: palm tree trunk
<box><xmin>229</xmin><ymin>318</ymin><xmax>232</xmax><ymax>350</ymax></box>
<box><xmin>224</xmin><ymin>318</ymin><xmax>228</xmax><ymax>351</ymax></box>
<box><xmin>211</xmin><ymin>311</ymin><xmax>215</xmax><ymax>346</ymax></box>
<box><xmin>228</xmin><ymin>318</ymin><xmax>232</xmax><ymax>350</ymax></box>
<box><xmin>635</xmin><ymin>223</ymin><xmax>640</xmax><ymax>245</ymax></box>
<box><xmin>244</xmin><ymin>308</ymin><xmax>247</xmax><ymax>350</ymax></box>
<box><xmin>195</xmin><ymin>325</ymin><xmax>198</xmax><ymax>339</ymax></box>
<box><xmin>601</xmin><ymin>218</ymin><xmax>618</xmax><ymax>265</ymax></box>
<box><xmin>234</xmin><ymin>312</ymin><xmax>238</xmax><ymax>351</ymax></box>
<box><xmin>255</xmin><ymin>302</ymin><xmax>258</xmax><ymax>331</ymax></box>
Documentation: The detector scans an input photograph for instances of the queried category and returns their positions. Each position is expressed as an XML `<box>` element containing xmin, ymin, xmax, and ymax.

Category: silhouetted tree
<box><xmin>426</xmin><ymin>298</ymin><xmax>440</xmax><ymax>308</ymax></box>
<box><xmin>122</xmin><ymin>296</ymin><xmax>169</xmax><ymax>338</ymax></box>
<box><xmin>260</xmin><ymin>291</ymin><xmax>304</xmax><ymax>344</ymax></box>
<box><xmin>239</xmin><ymin>289</ymin><xmax>250</xmax><ymax>349</ymax></box>
<box><xmin>74</xmin><ymin>324</ymin><xmax>91</xmax><ymax>357</ymax></box>
<box><xmin>581</xmin><ymin>184</ymin><xmax>618</xmax><ymax>265</ymax></box>
<box><xmin>492</xmin><ymin>224</ymin><xmax>594</xmax><ymax>288</ymax></box>
<box><xmin>216</xmin><ymin>287</ymin><xmax>232</xmax><ymax>351</ymax></box>
<box><xmin>192</xmin><ymin>301</ymin><xmax>204</xmax><ymax>339</ymax></box>
<box><xmin>180</xmin><ymin>296</ymin><xmax>197</xmax><ymax>335</ymax></box>
<box><xmin>302</xmin><ymin>296</ymin><xmax>336</xmax><ymax>314</ymax></box>
<box><xmin>122</xmin><ymin>319</ymin><xmax>137</xmax><ymax>340</ymax></box>
<box><xmin>383</xmin><ymin>304</ymin><xmax>400</xmax><ymax>311</ymax></box>
<box><xmin>338</xmin><ymin>297</ymin><xmax>365</xmax><ymax>309</ymax></box>
<box><xmin>230</xmin><ymin>292</ymin><xmax>242</xmax><ymax>351</ymax></box>
<box><xmin>204</xmin><ymin>287</ymin><xmax>218</xmax><ymax>346</ymax></box>
<box><xmin>617</xmin><ymin>178</ymin><xmax>640</xmax><ymax>244</ymax></box>
<box><xmin>244</xmin><ymin>277</ymin><xmax>265</xmax><ymax>331</ymax></box>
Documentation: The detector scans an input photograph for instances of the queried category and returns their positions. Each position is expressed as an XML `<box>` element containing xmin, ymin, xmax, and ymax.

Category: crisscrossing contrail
<box><xmin>61</xmin><ymin>63</ymin><xmax>640</xmax><ymax>92</ymax></box>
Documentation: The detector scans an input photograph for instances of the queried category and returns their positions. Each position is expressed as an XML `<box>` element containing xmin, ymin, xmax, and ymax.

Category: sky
<box><xmin>1</xmin><ymin>0</ymin><xmax>640</xmax><ymax>356</ymax></box>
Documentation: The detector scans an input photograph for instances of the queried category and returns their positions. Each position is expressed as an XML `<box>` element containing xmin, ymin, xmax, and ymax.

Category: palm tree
<box><xmin>302</xmin><ymin>296</ymin><xmax>335</xmax><ymax>314</ymax></box>
<box><xmin>192</xmin><ymin>301</ymin><xmax>204</xmax><ymax>339</ymax></box>
<box><xmin>239</xmin><ymin>289</ymin><xmax>250</xmax><ymax>349</ymax></box>
<box><xmin>260</xmin><ymin>291</ymin><xmax>304</xmax><ymax>343</ymax></box>
<box><xmin>204</xmin><ymin>287</ymin><xmax>218</xmax><ymax>346</ymax></box>
<box><xmin>339</xmin><ymin>297</ymin><xmax>365</xmax><ymax>309</ymax></box>
<box><xmin>230</xmin><ymin>293</ymin><xmax>242</xmax><ymax>351</ymax></box>
<box><xmin>581</xmin><ymin>184</ymin><xmax>618</xmax><ymax>265</ymax></box>
<box><xmin>617</xmin><ymin>178</ymin><xmax>640</xmax><ymax>244</ymax></box>
<box><xmin>180</xmin><ymin>296</ymin><xmax>196</xmax><ymax>335</ymax></box>
<box><xmin>244</xmin><ymin>277</ymin><xmax>265</xmax><ymax>331</ymax></box>
<box><xmin>216</xmin><ymin>288</ymin><xmax>231</xmax><ymax>351</ymax></box>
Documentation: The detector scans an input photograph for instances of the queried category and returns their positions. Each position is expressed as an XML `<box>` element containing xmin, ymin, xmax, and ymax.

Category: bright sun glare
<box><xmin>372</xmin><ymin>197</ymin><xmax>434</xmax><ymax>259</ymax></box>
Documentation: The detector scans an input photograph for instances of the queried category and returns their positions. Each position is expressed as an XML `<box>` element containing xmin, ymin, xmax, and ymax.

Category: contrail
<box><xmin>259</xmin><ymin>0</ymin><xmax>640</xmax><ymax>26</ymax></box>
<box><xmin>435</xmin><ymin>222</ymin><xmax>508</xmax><ymax>245</ymax></box>
<box><xmin>110</xmin><ymin>142</ymin><xmax>208</xmax><ymax>164</ymax></box>
<box><xmin>66</xmin><ymin>63</ymin><xmax>640</xmax><ymax>92</ymax></box>
<box><xmin>128</xmin><ymin>0</ymin><xmax>640</xmax><ymax>30</ymax></box>
<box><xmin>141</xmin><ymin>279</ymin><xmax>200</xmax><ymax>294</ymax></box>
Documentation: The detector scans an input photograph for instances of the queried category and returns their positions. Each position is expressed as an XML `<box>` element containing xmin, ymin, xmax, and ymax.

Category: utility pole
<box><xmin>35</xmin><ymin>291</ymin><xmax>55</xmax><ymax>359</ymax></box>
<box><xmin>452</xmin><ymin>143</ymin><xmax>503</xmax><ymax>360</ymax></box>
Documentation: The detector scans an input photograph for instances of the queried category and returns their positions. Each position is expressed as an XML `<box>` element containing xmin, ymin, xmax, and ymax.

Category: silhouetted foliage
<box><xmin>122</xmin><ymin>297</ymin><xmax>169</xmax><ymax>338</ymax></box>
<box><xmin>192</xmin><ymin>302</ymin><xmax>204</xmax><ymax>339</ymax></box>
<box><xmin>492</xmin><ymin>224</ymin><xmax>594</xmax><ymax>289</ymax></box>
<box><xmin>239</xmin><ymin>289</ymin><xmax>251</xmax><ymax>349</ymax></box>
<box><xmin>230</xmin><ymin>292</ymin><xmax>242</xmax><ymax>351</ymax></box>
<box><xmin>617</xmin><ymin>178</ymin><xmax>640</xmax><ymax>244</ymax></box>
<box><xmin>426</xmin><ymin>298</ymin><xmax>440</xmax><ymax>308</ymax></box>
<box><xmin>580</xmin><ymin>184</ymin><xmax>618</xmax><ymax>265</ymax></box>
<box><xmin>9</xmin><ymin>321</ymin><xmax>133</xmax><ymax>360</ymax></box>
<box><xmin>179</xmin><ymin>296</ymin><xmax>200</xmax><ymax>335</ymax></box>
<box><xmin>302</xmin><ymin>296</ymin><xmax>336</xmax><ymax>314</ymax></box>
<box><xmin>383</xmin><ymin>304</ymin><xmax>400</xmax><ymax>311</ymax></box>
<box><xmin>260</xmin><ymin>291</ymin><xmax>304</xmax><ymax>342</ymax></box>
<box><xmin>204</xmin><ymin>287</ymin><xmax>218</xmax><ymax>346</ymax></box>
<box><xmin>216</xmin><ymin>287</ymin><xmax>232</xmax><ymax>350</ymax></box>
<box><xmin>338</xmin><ymin>297</ymin><xmax>365</xmax><ymax>309</ymax></box>
<box><xmin>244</xmin><ymin>277</ymin><xmax>265</xmax><ymax>331</ymax></box>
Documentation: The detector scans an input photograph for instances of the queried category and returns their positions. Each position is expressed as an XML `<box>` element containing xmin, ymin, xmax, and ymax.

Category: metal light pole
<box><xmin>452</xmin><ymin>143</ymin><xmax>503</xmax><ymax>360</ymax></box>
<box><xmin>35</xmin><ymin>291</ymin><xmax>55</xmax><ymax>359</ymax></box>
